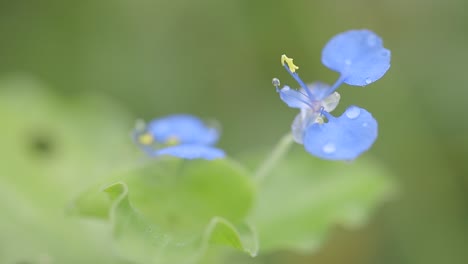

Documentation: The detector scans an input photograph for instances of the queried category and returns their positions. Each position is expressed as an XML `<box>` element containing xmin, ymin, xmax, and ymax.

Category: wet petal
<box><xmin>146</xmin><ymin>114</ymin><xmax>219</xmax><ymax>145</ymax></box>
<box><xmin>155</xmin><ymin>144</ymin><xmax>225</xmax><ymax>160</ymax></box>
<box><xmin>321</xmin><ymin>29</ymin><xmax>391</xmax><ymax>86</ymax></box>
<box><xmin>278</xmin><ymin>86</ymin><xmax>311</xmax><ymax>109</ymax></box>
<box><xmin>304</xmin><ymin>82</ymin><xmax>340</xmax><ymax>111</ymax></box>
<box><xmin>321</xmin><ymin>91</ymin><xmax>341</xmax><ymax>113</ymax></box>
<box><xmin>291</xmin><ymin>108</ymin><xmax>320</xmax><ymax>144</ymax></box>
<box><xmin>303</xmin><ymin>106</ymin><xmax>378</xmax><ymax>160</ymax></box>
<box><xmin>307</xmin><ymin>82</ymin><xmax>330</xmax><ymax>101</ymax></box>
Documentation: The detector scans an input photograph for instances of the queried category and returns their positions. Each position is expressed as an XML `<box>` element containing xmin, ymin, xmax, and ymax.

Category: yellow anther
<box><xmin>138</xmin><ymin>133</ymin><xmax>154</xmax><ymax>145</ymax></box>
<box><xmin>316</xmin><ymin>116</ymin><xmax>325</xmax><ymax>124</ymax></box>
<box><xmin>281</xmin><ymin>54</ymin><xmax>299</xmax><ymax>73</ymax></box>
<box><xmin>165</xmin><ymin>135</ymin><xmax>180</xmax><ymax>146</ymax></box>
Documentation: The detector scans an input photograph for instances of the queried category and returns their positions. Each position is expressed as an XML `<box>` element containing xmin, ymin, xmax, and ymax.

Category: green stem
<box><xmin>254</xmin><ymin>132</ymin><xmax>295</xmax><ymax>184</ymax></box>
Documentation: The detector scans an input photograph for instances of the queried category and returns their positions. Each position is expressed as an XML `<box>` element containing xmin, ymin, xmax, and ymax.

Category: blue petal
<box><xmin>303</xmin><ymin>106</ymin><xmax>378</xmax><ymax>160</ymax></box>
<box><xmin>155</xmin><ymin>144</ymin><xmax>225</xmax><ymax>160</ymax></box>
<box><xmin>291</xmin><ymin>108</ymin><xmax>320</xmax><ymax>144</ymax></box>
<box><xmin>321</xmin><ymin>29</ymin><xmax>391</xmax><ymax>86</ymax></box>
<box><xmin>278</xmin><ymin>85</ymin><xmax>311</xmax><ymax>108</ymax></box>
<box><xmin>308</xmin><ymin>82</ymin><xmax>331</xmax><ymax>101</ymax></box>
<box><xmin>146</xmin><ymin>114</ymin><xmax>219</xmax><ymax>145</ymax></box>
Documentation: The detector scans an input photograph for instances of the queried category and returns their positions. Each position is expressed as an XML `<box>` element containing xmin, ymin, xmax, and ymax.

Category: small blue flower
<box><xmin>322</xmin><ymin>29</ymin><xmax>391</xmax><ymax>86</ymax></box>
<box><xmin>275</xmin><ymin>29</ymin><xmax>390</xmax><ymax>160</ymax></box>
<box><xmin>133</xmin><ymin>114</ymin><xmax>225</xmax><ymax>160</ymax></box>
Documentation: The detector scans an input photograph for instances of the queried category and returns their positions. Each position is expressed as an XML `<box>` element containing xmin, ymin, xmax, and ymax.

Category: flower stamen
<box><xmin>165</xmin><ymin>135</ymin><xmax>180</xmax><ymax>146</ymax></box>
<box><xmin>272</xmin><ymin>78</ymin><xmax>281</xmax><ymax>89</ymax></box>
<box><xmin>138</xmin><ymin>133</ymin><xmax>154</xmax><ymax>145</ymax></box>
<box><xmin>281</xmin><ymin>54</ymin><xmax>315</xmax><ymax>101</ymax></box>
<box><xmin>281</xmin><ymin>54</ymin><xmax>299</xmax><ymax>73</ymax></box>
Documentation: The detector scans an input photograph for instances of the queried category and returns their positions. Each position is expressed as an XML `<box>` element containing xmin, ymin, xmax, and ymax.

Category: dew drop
<box><xmin>272</xmin><ymin>78</ymin><xmax>281</xmax><ymax>87</ymax></box>
<box><xmin>362</xmin><ymin>122</ymin><xmax>368</xmax><ymax>127</ymax></box>
<box><xmin>345</xmin><ymin>106</ymin><xmax>361</xmax><ymax>119</ymax></box>
<box><xmin>322</xmin><ymin>143</ymin><xmax>336</xmax><ymax>154</ymax></box>
<box><xmin>344</xmin><ymin>59</ymin><xmax>352</xmax><ymax>65</ymax></box>
<box><xmin>365</xmin><ymin>78</ymin><xmax>372</xmax><ymax>84</ymax></box>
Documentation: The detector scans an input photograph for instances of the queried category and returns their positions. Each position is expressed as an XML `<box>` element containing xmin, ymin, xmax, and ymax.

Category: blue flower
<box><xmin>132</xmin><ymin>114</ymin><xmax>225</xmax><ymax>160</ymax></box>
<box><xmin>275</xmin><ymin>29</ymin><xmax>390</xmax><ymax>160</ymax></box>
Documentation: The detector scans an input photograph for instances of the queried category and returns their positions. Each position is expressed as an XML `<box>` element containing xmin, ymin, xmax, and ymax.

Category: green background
<box><xmin>0</xmin><ymin>0</ymin><xmax>467</xmax><ymax>263</ymax></box>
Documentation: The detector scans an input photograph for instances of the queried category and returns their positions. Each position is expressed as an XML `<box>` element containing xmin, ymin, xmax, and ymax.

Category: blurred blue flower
<box><xmin>275</xmin><ymin>29</ymin><xmax>390</xmax><ymax>160</ymax></box>
<box><xmin>133</xmin><ymin>114</ymin><xmax>225</xmax><ymax>160</ymax></box>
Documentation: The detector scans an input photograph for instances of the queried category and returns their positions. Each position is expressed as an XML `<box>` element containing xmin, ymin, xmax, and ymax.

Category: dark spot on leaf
<box><xmin>28</xmin><ymin>131</ymin><xmax>56</xmax><ymax>158</ymax></box>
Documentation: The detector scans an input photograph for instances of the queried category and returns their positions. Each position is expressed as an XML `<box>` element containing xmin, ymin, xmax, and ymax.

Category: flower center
<box><xmin>138</xmin><ymin>133</ymin><xmax>154</xmax><ymax>145</ymax></box>
<box><xmin>165</xmin><ymin>135</ymin><xmax>180</xmax><ymax>146</ymax></box>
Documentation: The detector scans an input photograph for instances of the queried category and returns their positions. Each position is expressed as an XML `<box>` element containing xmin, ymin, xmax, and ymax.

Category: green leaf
<box><xmin>208</xmin><ymin>218</ymin><xmax>258</xmax><ymax>256</ymax></box>
<box><xmin>75</xmin><ymin>157</ymin><xmax>258</xmax><ymax>263</ymax></box>
<box><xmin>247</xmin><ymin>147</ymin><xmax>396</xmax><ymax>252</ymax></box>
<box><xmin>125</xmin><ymin>159</ymin><xmax>254</xmax><ymax>237</ymax></box>
<box><xmin>0</xmin><ymin>76</ymin><xmax>136</xmax><ymax>263</ymax></box>
<box><xmin>66</xmin><ymin>184</ymin><xmax>113</xmax><ymax>219</ymax></box>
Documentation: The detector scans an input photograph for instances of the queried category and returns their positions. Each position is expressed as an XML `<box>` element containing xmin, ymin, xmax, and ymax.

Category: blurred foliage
<box><xmin>0</xmin><ymin>0</ymin><xmax>467</xmax><ymax>264</ymax></box>
<box><xmin>0</xmin><ymin>77</ymin><xmax>135</xmax><ymax>263</ymax></box>
<box><xmin>245</xmin><ymin>149</ymin><xmax>395</xmax><ymax>253</ymax></box>
<box><xmin>73</xmin><ymin>158</ymin><xmax>257</xmax><ymax>263</ymax></box>
<box><xmin>71</xmin><ymin>144</ymin><xmax>393</xmax><ymax>263</ymax></box>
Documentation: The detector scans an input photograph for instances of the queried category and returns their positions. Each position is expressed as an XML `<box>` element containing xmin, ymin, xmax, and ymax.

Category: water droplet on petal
<box><xmin>322</xmin><ymin>143</ymin><xmax>336</xmax><ymax>154</ymax></box>
<box><xmin>272</xmin><ymin>78</ymin><xmax>281</xmax><ymax>87</ymax></box>
<box><xmin>344</xmin><ymin>59</ymin><xmax>352</xmax><ymax>65</ymax></box>
<box><xmin>362</xmin><ymin>122</ymin><xmax>368</xmax><ymax>127</ymax></box>
<box><xmin>365</xmin><ymin>78</ymin><xmax>372</xmax><ymax>84</ymax></box>
<box><xmin>345</xmin><ymin>106</ymin><xmax>361</xmax><ymax>119</ymax></box>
